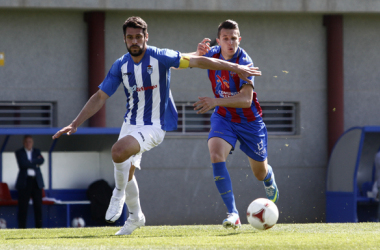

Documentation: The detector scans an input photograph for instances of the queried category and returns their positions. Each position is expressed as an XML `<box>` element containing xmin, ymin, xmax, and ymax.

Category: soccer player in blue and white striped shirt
<box><xmin>52</xmin><ymin>16</ymin><xmax>261</xmax><ymax>235</ymax></box>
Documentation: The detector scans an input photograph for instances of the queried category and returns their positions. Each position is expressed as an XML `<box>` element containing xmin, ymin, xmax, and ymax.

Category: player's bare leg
<box><xmin>209</xmin><ymin>138</ymin><xmax>241</xmax><ymax>229</ymax></box>
<box><xmin>248</xmin><ymin>158</ymin><xmax>268</xmax><ymax>181</ymax></box>
<box><xmin>112</xmin><ymin>135</ymin><xmax>140</xmax><ymax>163</ymax></box>
<box><xmin>106</xmin><ymin>136</ymin><xmax>140</xmax><ymax>223</ymax></box>
<box><xmin>115</xmin><ymin>165</ymin><xmax>145</xmax><ymax>235</ymax></box>
<box><xmin>248</xmin><ymin>157</ymin><xmax>279</xmax><ymax>203</ymax></box>
<box><xmin>208</xmin><ymin>137</ymin><xmax>231</xmax><ymax>164</ymax></box>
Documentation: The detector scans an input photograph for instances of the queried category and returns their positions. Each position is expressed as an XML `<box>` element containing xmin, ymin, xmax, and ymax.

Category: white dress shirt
<box><xmin>25</xmin><ymin>148</ymin><xmax>36</xmax><ymax>177</ymax></box>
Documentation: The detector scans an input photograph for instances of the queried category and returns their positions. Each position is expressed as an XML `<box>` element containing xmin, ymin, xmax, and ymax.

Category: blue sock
<box><xmin>212</xmin><ymin>162</ymin><xmax>238</xmax><ymax>214</ymax></box>
<box><xmin>263</xmin><ymin>164</ymin><xmax>273</xmax><ymax>187</ymax></box>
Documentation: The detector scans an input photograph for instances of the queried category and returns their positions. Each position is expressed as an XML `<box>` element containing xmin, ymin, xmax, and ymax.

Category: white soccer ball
<box><xmin>71</xmin><ymin>217</ymin><xmax>86</xmax><ymax>227</ymax></box>
<box><xmin>246</xmin><ymin>198</ymin><xmax>279</xmax><ymax>230</ymax></box>
<box><xmin>0</xmin><ymin>218</ymin><xmax>7</xmax><ymax>229</ymax></box>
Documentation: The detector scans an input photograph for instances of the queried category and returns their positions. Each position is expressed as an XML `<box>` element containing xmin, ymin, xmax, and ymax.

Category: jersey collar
<box><xmin>219</xmin><ymin>47</ymin><xmax>241</xmax><ymax>62</ymax></box>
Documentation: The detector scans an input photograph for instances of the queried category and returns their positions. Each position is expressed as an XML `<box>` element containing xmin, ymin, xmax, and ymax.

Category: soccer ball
<box><xmin>0</xmin><ymin>218</ymin><xmax>7</xmax><ymax>229</ymax></box>
<box><xmin>246</xmin><ymin>198</ymin><xmax>279</xmax><ymax>230</ymax></box>
<box><xmin>71</xmin><ymin>217</ymin><xmax>85</xmax><ymax>227</ymax></box>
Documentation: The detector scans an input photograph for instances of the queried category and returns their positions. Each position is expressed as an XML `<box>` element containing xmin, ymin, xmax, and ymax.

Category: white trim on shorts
<box><xmin>118</xmin><ymin>121</ymin><xmax>166</xmax><ymax>169</ymax></box>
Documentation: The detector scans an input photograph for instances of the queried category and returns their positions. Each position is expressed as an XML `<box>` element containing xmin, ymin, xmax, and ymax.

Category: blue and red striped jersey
<box><xmin>204</xmin><ymin>46</ymin><xmax>263</xmax><ymax>123</ymax></box>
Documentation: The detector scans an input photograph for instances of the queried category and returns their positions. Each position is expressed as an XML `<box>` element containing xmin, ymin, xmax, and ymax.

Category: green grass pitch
<box><xmin>1</xmin><ymin>223</ymin><xmax>380</xmax><ymax>249</ymax></box>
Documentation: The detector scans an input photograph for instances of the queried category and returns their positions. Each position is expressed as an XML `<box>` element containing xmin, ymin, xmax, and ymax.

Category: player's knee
<box><xmin>209</xmin><ymin>151</ymin><xmax>225</xmax><ymax>163</ymax></box>
<box><xmin>253</xmin><ymin>168</ymin><xmax>267</xmax><ymax>181</ymax></box>
<box><xmin>111</xmin><ymin>145</ymin><xmax>120</xmax><ymax>161</ymax></box>
<box><xmin>111</xmin><ymin>144</ymin><xmax>129</xmax><ymax>163</ymax></box>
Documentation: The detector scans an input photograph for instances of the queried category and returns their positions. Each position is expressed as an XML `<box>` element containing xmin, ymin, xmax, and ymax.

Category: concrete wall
<box><xmin>0</xmin><ymin>10</ymin><xmax>88</xmax><ymax>127</ymax></box>
<box><xmin>2</xmin><ymin>0</ymin><xmax>380</xmax><ymax>13</ymax></box>
<box><xmin>1</xmin><ymin>6</ymin><xmax>380</xmax><ymax>225</ymax></box>
<box><xmin>344</xmin><ymin>14</ymin><xmax>380</xmax><ymax>130</ymax></box>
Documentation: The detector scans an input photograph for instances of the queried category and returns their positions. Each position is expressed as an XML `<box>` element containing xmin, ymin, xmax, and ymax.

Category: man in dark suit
<box><xmin>15</xmin><ymin>135</ymin><xmax>45</xmax><ymax>228</ymax></box>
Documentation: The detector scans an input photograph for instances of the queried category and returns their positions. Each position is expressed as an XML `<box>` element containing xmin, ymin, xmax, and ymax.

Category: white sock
<box><xmin>125</xmin><ymin>175</ymin><xmax>143</xmax><ymax>220</ymax></box>
<box><xmin>113</xmin><ymin>159</ymin><xmax>131</xmax><ymax>198</ymax></box>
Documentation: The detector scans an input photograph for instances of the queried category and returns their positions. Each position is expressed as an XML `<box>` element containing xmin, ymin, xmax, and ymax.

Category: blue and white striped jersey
<box><xmin>99</xmin><ymin>46</ymin><xmax>181</xmax><ymax>131</ymax></box>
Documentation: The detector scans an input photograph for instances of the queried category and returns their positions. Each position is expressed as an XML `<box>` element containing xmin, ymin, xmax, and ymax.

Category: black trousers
<box><xmin>17</xmin><ymin>177</ymin><xmax>43</xmax><ymax>228</ymax></box>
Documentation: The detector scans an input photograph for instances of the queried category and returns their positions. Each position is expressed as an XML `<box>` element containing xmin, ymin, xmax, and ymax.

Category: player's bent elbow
<box><xmin>242</xmin><ymin>99</ymin><xmax>252</xmax><ymax>108</ymax></box>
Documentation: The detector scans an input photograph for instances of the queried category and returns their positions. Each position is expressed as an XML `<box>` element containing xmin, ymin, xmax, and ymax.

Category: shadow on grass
<box><xmin>214</xmin><ymin>231</ymin><xmax>259</xmax><ymax>237</ymax></box>
<box><xmin>6</xmin><ymin>230</ymin><xmax>257</xmax><ymax>240</ymax></box>
<box><xmin>6</xmin><ymin>235</ymin><xmax>111</xmax><ymax>240</ymax></box>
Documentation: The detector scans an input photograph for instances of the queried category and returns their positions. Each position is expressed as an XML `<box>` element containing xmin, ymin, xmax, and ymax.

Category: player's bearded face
<box><xmin>124</xmin><ymin>27</ymin><xmax>148</xmax><ymax>57</ymax></box>
<box><xmin>127</xmin><ymin>42</ymin><xmax>145</xmax><ymax>57</ymax></box>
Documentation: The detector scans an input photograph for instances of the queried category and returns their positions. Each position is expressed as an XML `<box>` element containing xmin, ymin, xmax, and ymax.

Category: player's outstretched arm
<box><xmin>52</xmin><ymin>89</ymin><xmax>109</xmax><ymax>139</ymax></box>
<box><xmin>186</xmin><ymin>55</ymin><xmax>261</xmax><ymax>84</ymax></box>
<box><xmin>175</xmin><ymin>38</ymin><xmax>209</xmax><ymax>70</ymax></box>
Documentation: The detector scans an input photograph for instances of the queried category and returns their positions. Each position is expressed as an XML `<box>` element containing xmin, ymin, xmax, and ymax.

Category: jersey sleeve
<box><xmin>203</xmin><ymin>46</ymin><xmax>220</xmax><ymax>58</ymax></box>
<box><xmin>152</xmin><ymin>47</ymin><xmax>181</xmax><ymax>69</ymax></box>
<box><xmin>239</xmin><ymin>52</ymin><xmax>255</xmax><ymax>88</ymax></box>
<box><xmin>98</xmin><ymin>59</ymin><xmax>122</xmax><ymax>97</ymax></box>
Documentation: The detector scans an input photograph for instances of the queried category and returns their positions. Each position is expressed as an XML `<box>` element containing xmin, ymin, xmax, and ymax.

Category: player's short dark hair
<box><xmin>123</xmin><ymin>16</ymin><xmax>148</xmax><ymax>36</ymax></box>
<box><xmin>217</xmin><ymin>19</ymin><xmax>240</xmax><ymax>38</ymax></box>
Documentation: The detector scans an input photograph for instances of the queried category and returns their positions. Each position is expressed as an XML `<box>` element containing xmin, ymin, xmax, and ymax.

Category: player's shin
<box><xmin>113</xmin><ymin>159</ymin><xmax>131</xmax><ymax>198</ymax></box>
<box><xmin>263</xmin><ymin>164</ymin><xmax>279</xmax><ymax>203</ymax></box>
<box><xmin>263</xmin><ymin>164</ymin><xmax>273</xmax><ymax>186</ymax></box>
<box><xmin>212</xmin><ymin>162</ymin><xmax>238</xmax><ymax>214</ymax></box>
<box><xmin>125</xmin><ymin>175</ymin><xmax>143</xmax><ymax>220</ymax></box>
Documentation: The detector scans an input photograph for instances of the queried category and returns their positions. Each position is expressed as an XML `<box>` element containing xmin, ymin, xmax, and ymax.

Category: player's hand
<box><xmin>193</xmin><ymin>96</ymin><xmax>216</xmax><ymax>114</ymax></box>
<box><xmin>237</xmin><ymin>63</ymin><xmax>262</xmax><ymax>84</ymax></box>
<box><xmin>196</xmin><ymin>38</ymin><xmax>211</xmax><ymax>56</ymax></box>
<box><xmin>52</xmin><ymin>124</ymin><xmax>77</xmax><ymax>139</ymax></box>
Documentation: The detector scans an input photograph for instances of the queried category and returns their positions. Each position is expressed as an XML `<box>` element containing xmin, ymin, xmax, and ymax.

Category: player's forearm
<box><xmin>71</xmin><ymin>91</ymin><xmax>107</xmax><ymax>128</ymax></box>
<box><xmin>182</xmin><ymin>52</ymin><xmax>198</xmax><ymax>56</ymax></box>
<box><xmin>215</xmin><ymin>94</ymin><xmax>252</xmax><ymax>108</ymax></box>
<box><xmin>189</xmin><ymin>56</ymin><xmax>239</xmax><ymax>72</ymax></box>
<box><xmin>184</xmin><ymin>51</ymin><xmax>203</xmax><ymax>56</ymax></box>
<box><xmin>216</xmin><ymin>86</ymin><xmax>253</xmax><ymax>108</ymax></box>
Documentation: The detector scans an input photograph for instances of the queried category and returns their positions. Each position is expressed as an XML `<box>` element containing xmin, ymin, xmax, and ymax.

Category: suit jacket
<box><xmin>15</xmin><ymin>148</ymin><xmax>45</xmax><ymax>190</ymax></box>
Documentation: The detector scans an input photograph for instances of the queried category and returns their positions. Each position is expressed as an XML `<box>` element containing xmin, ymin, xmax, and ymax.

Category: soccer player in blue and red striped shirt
<box><xmin>194</xmin><ymin>20</ymin><xmax>279</xmax><ymax>230</ymax></box>
<box><xmin>52</xmin><ymin>16</ymin><xmax>261</xmax><ymax>235</ymax></box>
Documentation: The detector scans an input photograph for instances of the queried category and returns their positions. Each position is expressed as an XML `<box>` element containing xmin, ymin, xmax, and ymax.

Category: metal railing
<box><xmin>170</xmin><ymin>102</ymin><xmax>297</xmax><ymax>135</ymax></box>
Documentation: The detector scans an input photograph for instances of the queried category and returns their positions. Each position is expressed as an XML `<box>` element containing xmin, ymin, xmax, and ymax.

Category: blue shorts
<box><xmin>208</xmin><ymin>113</ymin><xmax>267</xmax><ymax>162</ymax></box>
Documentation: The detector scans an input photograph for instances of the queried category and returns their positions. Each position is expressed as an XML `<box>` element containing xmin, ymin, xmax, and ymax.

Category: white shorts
<box><xmin>118</xmin><ymin>122</ymin><xmax>166</xmax><ymax>169</ymax></box>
